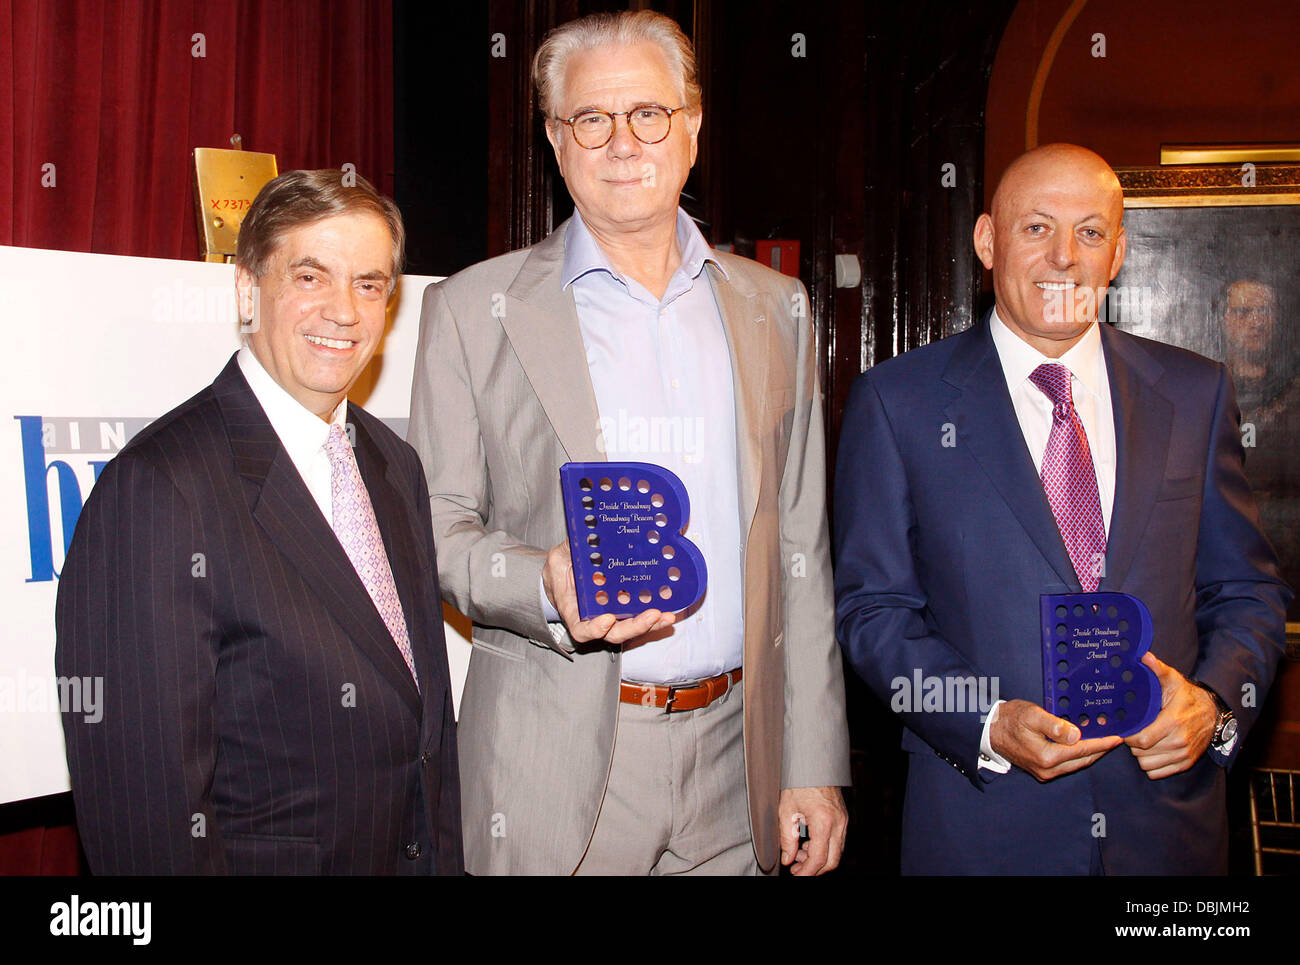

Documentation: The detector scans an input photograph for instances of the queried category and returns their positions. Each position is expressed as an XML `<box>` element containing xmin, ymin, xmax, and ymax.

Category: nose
<box><xmin>322</xmin><ymin>285</ymin><xmax>359</xmax><ymax>326</ymax></box>
<box><xmin>1046</xmin><ymin>230</ymin><xmax>1078</xmax><ymax>269</ymax></box>
<box><xmin>605</xmin><ymin>113</ymin><xmax>641</xmax><ymax>159</ymax></box>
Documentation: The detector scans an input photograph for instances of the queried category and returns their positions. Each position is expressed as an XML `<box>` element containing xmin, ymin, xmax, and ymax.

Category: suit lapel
<box><xmin>1097</xmin><ymin>324</ymin><xmax>1171</xmax><ymax>591</ymax></box>
<box><xmin>707</xmin><ymin>261</ymin><xmax>765</xmax><ymax>542</ymax></box>
<box><xmin>213</xmin><ymin>358</ymin><xmax>422</xmax><ymax>718</ymax></box>
<box><xmin>942</xmin><ymin>319</ymin><xmax>1080</xmax><ymax>588</ymax></box>
<box><xmin>500</xmin><ymin>222</ymin><xmax>605</xmax><ymax>463</ymax></box>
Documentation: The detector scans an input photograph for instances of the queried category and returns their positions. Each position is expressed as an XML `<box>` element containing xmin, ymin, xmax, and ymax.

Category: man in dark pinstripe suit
<box><xmin>55</xmin><ymin>170</ymin><xmax>463</xmax><ymax>875</ymax></box>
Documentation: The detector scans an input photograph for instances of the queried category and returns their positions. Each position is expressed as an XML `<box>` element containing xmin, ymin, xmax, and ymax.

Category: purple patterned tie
<box><xmin>1028</xmin><ymin>363</ymin><xmax>1108</xmax><ymax>592</ymax></box>
<box><xmin>325</xmin><ymin>423</ymin><xmax>419</xmax><ymax>688</ymax></box>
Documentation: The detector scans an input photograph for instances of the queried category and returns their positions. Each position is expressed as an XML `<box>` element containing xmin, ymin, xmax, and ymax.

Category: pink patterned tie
<box><xmin>1029</xmin><ymin>363</ymin><xmax>1107</xmax><ymax>592</ymax></box>
<box><xmin>325</xmin><ymin>423</ymin><xmax>419</xmax><ymax>688</ymax></box>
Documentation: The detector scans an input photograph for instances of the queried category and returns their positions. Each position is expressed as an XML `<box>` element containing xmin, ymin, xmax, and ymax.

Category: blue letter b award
<box><xmin>560</xmin><ymin>462</ymin><xmax>707</xmax><ymax>620</ymax></box>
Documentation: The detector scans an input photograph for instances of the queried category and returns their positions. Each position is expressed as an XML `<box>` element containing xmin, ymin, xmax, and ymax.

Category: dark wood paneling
<box><xmin>827</xmin><ymin>2</ymin><xmax>1015</xmax><ymax>476</ymax></box>
<box><xmin>393</xmin><ymin>0</ymin><xmax>489</xmax><ymax>276</ymax></box>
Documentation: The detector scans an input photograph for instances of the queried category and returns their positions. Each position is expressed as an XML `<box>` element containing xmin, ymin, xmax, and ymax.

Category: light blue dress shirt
<box><xmin>554</xmin><ymin>209</ymin><xmax>745</xmax><ymax>684</ymax></box>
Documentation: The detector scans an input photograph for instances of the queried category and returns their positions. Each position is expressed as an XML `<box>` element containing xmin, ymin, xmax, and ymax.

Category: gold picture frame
<box><xmin>1116</xmin><ymin>163</ymin><xmax>1300</xmax><ymax>208</ymax></box>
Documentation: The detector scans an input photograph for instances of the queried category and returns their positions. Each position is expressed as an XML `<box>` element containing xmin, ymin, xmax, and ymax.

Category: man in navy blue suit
<box><xmin>833</xmin><ymin>143</ymin><xmax>1291</xmax><ymax>874</ymax></box>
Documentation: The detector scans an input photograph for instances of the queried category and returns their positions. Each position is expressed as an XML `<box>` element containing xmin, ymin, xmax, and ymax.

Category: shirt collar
<box><xmin>989</xmin><ymin>307</ymin><xmax>1105</xmax><ymax>401</ymax></box>
<box><xmin>237</xmin><ymin>344</ymin><xmax>348</xmax><ymax>464</ymax></box>
<box><xmin>561</xmin><ymin>207</ymin><xmax>727</xmax><ymax>294</ymax></box>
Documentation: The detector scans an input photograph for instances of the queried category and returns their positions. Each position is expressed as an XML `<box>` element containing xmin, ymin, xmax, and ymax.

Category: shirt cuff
<box><xmin>978</xmin><ymin>699</ymin><xmax>1011</xmax><ymax>773</ymax></box>
<box><xmin>539</xmin><ymin>575</ymin><xmax>562</xmax><ymax>624</ymax></box>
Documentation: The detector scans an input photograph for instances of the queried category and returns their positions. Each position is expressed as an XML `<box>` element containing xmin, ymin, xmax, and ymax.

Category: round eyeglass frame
<box><xmin>555</xmin><ymin>104</ymin><xmax>687</xmax><ymax>150</ymax></box>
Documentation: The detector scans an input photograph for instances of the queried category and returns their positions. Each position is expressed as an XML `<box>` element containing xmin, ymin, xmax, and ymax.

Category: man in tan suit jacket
<box><xmin>408</xmin><ymin>10</ymin><xmax>850</xmax><ymax>875</ymax></box>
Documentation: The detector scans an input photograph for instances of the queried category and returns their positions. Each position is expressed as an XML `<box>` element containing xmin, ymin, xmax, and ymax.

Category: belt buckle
<box><xmin>664</xmin><ymin>676</ymin><xmax>713</xmax><ymax>714</ymax></box>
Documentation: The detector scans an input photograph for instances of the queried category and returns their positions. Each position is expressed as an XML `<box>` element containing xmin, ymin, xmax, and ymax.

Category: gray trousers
<box><xmin>575</xmin><ymin>681</ymin><xmax>761</xmax><ymax>875</ymax></box>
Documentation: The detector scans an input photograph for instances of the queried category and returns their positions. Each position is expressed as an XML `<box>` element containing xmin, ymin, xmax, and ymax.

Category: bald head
<box><xmin>990</xmin><ymin>144</ymin><xmax>1124</xmax><ymax>228</ymax></box>
<box><xmin>974</xmin><ymin>143</ymin><xmax>1128</xmax><ymax>358</ymax></box>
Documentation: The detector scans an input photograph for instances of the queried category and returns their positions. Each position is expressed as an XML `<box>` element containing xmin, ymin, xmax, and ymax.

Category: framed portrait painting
<box><xmin>1110</xmin><ymin>163</ymin><xmax>1300</xmax><ymax>632</ymax></box>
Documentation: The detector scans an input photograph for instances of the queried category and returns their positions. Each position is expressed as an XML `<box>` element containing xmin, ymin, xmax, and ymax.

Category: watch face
<box><xmin>1220</xmin><ymin>718</ymin><xmax>1239</xmax><ymax>744</ymax></box>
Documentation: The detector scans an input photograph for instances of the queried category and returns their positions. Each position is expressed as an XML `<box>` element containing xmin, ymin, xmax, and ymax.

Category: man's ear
<box><xmin>687</xmin><ymin>108</ymin><xmax>703</xmax><ymax>168</ymax></box>
<box><xmin>235</xmin><ymin>266</ymin><xmax>257</xmax><ymax>323</ymax></box>
<box><xmin>544</xmin><ymin>120</ymin><xmax>566</xmax><ymax>178</ymax></box>
<box><xmin>973</xmin><ymin>213</ymin><xmax>996</xmax><ymax>270</ymax></box>
<box><xmin>1109</xmin><ymin>224</ymin><xmax>1127</xmax><ymax>280</ymax></box>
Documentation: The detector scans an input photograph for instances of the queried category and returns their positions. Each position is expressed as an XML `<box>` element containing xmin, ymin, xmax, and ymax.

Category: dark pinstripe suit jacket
<box><xmin>55</xmin><ymin>355</ymin><xmax>463</xmax><ymax>875</ymax></box>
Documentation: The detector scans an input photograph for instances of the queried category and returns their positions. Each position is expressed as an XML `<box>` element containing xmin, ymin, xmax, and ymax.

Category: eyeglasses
<box><xmin>555</xmin><ymin>104</ymin><xmax>687</xmax><ymax>150</ymax></box>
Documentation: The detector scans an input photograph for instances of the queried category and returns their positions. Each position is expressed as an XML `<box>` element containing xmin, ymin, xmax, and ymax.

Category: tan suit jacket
<box><xmin>408</xmin><ymin>220</ymin><xmax>850</xmax><ymax>874</ymax></box>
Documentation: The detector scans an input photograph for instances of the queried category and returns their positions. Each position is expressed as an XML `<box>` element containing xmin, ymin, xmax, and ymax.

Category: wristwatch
<box><xmin>1196</xmin><ymin>683</ymin><xmax>1238</xmax><ymax>756</ymax></box>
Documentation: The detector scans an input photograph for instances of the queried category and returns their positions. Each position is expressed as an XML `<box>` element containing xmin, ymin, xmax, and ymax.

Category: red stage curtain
<box><xmin>0</xmin><ymin>0</ymin><xmax>395</xmax><ymax>260</ymax></box>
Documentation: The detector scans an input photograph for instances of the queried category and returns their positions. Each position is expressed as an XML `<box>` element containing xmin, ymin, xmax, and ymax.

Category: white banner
<box><xmin>0</xmin><ymin>244</ymin><xmax>471</xmax><ymax>806</ymax></box>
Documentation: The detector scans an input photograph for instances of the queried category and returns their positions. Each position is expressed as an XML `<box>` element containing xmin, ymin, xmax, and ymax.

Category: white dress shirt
<box><xmin>979</xmin><ymin>310</ymin><xmax>1117</xmax><ymax>772</ymax></box>
<box><xmin>237</xmin><ymin>345</ymin><xmax>348</xmax><ymax>528</ymax></box>
<box><xmin>540</xmin><ymin>209</ymin><xmax>745</xmax><ymax>684</ymax></box>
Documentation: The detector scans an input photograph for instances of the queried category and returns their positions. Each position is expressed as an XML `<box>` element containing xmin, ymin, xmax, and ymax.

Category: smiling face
<box><xmin>237</xmin><ymin>211</ymin><xmax>394</xmax><ymax>419</ymax></box>
<box><xmin>544</xmin><ymin>41</ymin><xmax>701</xmax><ymax>239</ymax></box>
<box><xmin>974</xmin><ymin>145</ymin><xmax>1127</xmax><ymax>358</ymax></box>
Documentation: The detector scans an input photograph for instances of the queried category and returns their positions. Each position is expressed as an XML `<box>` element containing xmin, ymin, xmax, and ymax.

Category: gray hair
<box><xmin>236</xmin><ymin>169</ymin><xmax>405</xmax><ymax>294</ymax></box>
<box><xmin>533</xmin><ymin>10</ymin><xmax>702</xmax><ymax>121</ymax></box>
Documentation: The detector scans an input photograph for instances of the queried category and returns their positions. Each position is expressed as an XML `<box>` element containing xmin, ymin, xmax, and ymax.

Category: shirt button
<box><xmin>420</xmin><ymin>752</ymin><xmax>431</xmax><ymax>767</ymax></box>
<box><xmin>671</xmin><ymin>379</ymin><xmax>680</xmax><ymax>389</ymax></box>
<box><xmin>405</xmin><ymin>842</ymin><xmax>422</xmax><ymax>860</ymax></box>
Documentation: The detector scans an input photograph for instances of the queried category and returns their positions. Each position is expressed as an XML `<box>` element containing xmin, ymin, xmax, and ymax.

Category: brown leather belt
<box><xmin>619</xmin><ymin>668</ymin><xmax>742</xmax><ymax>713</ymax></box>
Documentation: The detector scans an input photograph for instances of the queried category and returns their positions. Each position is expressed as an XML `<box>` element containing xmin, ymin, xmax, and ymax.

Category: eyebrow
<box><xmin>288</xmin><ymin>256</ymin><xmax>331</xmax><ymax>274</ymax></box>
<box><xmin>288</xmin><ymin>257</ymin><xmax>391</xmax><ymax>283</ymax></box>
<box><xmin>1022</xmin><ymin>210</ymin><xmax>1110</xmax><ymax>225</ymax></box>
<box><xmin>566</xmin><ymin>100</ymin><xmax>664</xmax><ymax>115</ymax></box>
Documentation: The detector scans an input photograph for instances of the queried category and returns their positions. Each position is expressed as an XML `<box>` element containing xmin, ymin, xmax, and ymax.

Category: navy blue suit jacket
<box><xmin>833</xmin><ymin>315</ymin><xmax>1290</xmax><ymax>874</ymax></box>
<box><xmin>56</xmin><ymin>356</ymin><xmax>463</xmax><ymax>874</ymax></box>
